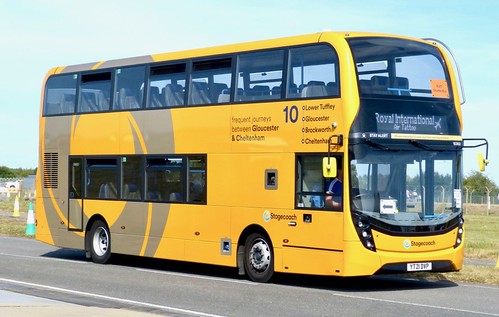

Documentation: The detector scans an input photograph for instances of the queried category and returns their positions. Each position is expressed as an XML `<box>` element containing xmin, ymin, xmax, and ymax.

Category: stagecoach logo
<box><xmin>403</xmin><ymin>239</ymin><xmax>436</xmax><ymax>249</ymax></box>
<box><xmin>263</xmin><ymin>210</ymin><xmax>297</xmax><ymax>222</ymax></box>
<box><xmin>403</xmin><ymin>239</ymin><xmax>411</xmax><ymax>249</ymax></box>
<box><xmin>263</xmin><ymin>210</ymin><xmax>271</xmax><ymax>222</ymax></box>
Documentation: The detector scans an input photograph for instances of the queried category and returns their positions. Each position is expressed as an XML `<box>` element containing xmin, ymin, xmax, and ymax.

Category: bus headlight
<box><xmin>353</xmin><ymin>213</ymin><xmax>376</xmax><ymax>251</ymax></box>
<box><xmin>454</xmin><ymin>217</ymin><xmax>464</xmax><ymax>248</ymax></box>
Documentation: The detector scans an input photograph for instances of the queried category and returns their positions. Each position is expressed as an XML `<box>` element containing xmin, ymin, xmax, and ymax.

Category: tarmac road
<box><xmin>0</xmin><ymin>237</ymin><xmax>498</xmax><ymax>317</ymax></box>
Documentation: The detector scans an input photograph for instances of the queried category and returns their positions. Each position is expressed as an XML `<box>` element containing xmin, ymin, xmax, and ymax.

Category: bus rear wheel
<box><xmin>244</xmin><ymin>233</ymin><xmax>274</xmax><ymax>283</ymax></box>
<box><xmin>88</xmin><ymin>220</ymin><xmax>111</xmax><ymax>264</ymax></box>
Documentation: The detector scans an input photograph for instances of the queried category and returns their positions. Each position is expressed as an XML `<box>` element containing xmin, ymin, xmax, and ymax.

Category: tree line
<box><xmin>0</xmin><ymin>166</ymin><xmax>36</xmax><ymax>179</ymax></box>
<box><xmin>463</xmin><ymin>171</ymin><xmax>498</xmax><ymax>196</ymax></box>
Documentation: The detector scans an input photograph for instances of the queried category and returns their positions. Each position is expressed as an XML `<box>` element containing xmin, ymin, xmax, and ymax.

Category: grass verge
<box><xmin>0</xmin><ymin>198</ymin><xmax>34</xmax><ymax>238</ymax></box>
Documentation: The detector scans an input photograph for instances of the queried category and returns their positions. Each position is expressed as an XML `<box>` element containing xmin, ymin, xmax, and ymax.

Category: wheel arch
<box><xmin>236</xmin><ymin>224</ymin><xmax>273</xmax><ymax>276</ymax></box>
<box><xmin>84</xmin><ymin>214</ymin><xmax>109</xmax><ymax>258</ymax></box>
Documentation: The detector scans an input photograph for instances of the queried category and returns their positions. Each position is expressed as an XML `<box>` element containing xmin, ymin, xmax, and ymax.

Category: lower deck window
<box><xmin>86</xmin><ymin>158</ymin><xmax>119</xmax><ymax>199</ymax></box>
<box><xmin>75</xmin><ymin>155</ymin><xmax>206</xmax><ymax>204</ymax></box>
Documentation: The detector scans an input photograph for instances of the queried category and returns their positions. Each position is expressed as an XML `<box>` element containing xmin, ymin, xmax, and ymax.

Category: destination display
<box><xmin>375</xmin><ymin>112</ymin><xmax>448</xmax><ymax>134</ymax></box>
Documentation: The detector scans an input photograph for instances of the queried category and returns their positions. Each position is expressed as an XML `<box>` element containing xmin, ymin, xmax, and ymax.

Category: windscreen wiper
<box><xmin>365</xmin><ymin>139</ymin><xmax>398</xmax><ymax>151</ymax></box>
<box><xmin>409</xmin><ymin>139</ymin><xmax>451</xmax><ymax>152</ymax></box>
<box><xmin>409</xmin><ymin>139</ymin><xmax>432</xmax><ymax>150</ymax></box>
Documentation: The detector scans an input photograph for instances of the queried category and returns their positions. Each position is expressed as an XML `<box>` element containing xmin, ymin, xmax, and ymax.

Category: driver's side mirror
<box><xmin>478</xmin><ymin>152</ymin><xmax>489</xmax><ymax>172</ymax></box>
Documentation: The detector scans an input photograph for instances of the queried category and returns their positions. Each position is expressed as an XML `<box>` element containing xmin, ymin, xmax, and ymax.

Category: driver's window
<box><xmin>296</xmin><ymin>155</ymin><xmax>342</xmax><ymax>210</ymax></box>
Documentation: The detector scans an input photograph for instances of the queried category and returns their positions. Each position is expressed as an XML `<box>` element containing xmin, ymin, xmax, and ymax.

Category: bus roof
<box><xmin>54</xmin><ymin>31</ymin><xmax>429</xmax><ymax>75</ymax></box>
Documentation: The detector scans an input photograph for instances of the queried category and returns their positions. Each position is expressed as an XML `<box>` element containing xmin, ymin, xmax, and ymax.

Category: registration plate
<box><xmin>407</xmin><ymin>262</ymin><xmax>432</xmax><ymax>272</ymax></box>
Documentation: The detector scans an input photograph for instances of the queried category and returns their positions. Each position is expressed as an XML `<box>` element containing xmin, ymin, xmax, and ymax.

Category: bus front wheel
<box><xmin>88</xmin><ymin>220</ymin><xmax>111</xmax><ymax>264</ymax></box>
<box><xmin>244</xmin><ymin>233</ymin><xmax>274</xmax><ymax>283</ymax></box>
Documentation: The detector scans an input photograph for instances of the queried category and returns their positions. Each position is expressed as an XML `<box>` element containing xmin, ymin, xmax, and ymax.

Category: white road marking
<box><xmin>0</xmin><ymin>252</ymin><xmax>88</xmax><ymax>264</ymax></box>
<box><xmin>332</xmin><ymin>292</ymin><xmax>499</xmax><ymax>316</ymax></box>
<box><xmin>460</xmin><ymin>283</ymin><xmax>499</xmax><ymax>291</ymax></box>
<box><xmin>2</xmin><ymin>247</ymin><xmax>497</xmax><ymax>316</ymax></box>
<box><xmin>0</xmin><ymin>278</ymin><xmax>225</xmax><ymax>317</ymax></box>
<box><xmin>1</xmin><ymin>251</ymin><xmax>257</xmax><ymax>286</ymax></box>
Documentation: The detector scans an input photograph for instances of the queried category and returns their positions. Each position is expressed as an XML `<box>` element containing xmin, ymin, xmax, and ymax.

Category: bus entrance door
<box><xmin>68</xmin><ymin>157</ymin><xmax>84</xmax><ymax>231</ymax></box>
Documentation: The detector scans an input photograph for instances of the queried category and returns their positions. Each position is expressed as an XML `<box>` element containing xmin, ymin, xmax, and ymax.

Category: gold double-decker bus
<box><xmin>36</xmin><ymin>31</ymin><xmax>488</xmax><ymax>282</ymax></box>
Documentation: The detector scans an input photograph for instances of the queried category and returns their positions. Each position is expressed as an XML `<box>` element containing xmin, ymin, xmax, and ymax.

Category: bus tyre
<box><xmin>244</xmin><ymin>233</ymin><xmax>274</xmax><ymax>283</ymax></box>
<box><xmin>88</xmin><ymin>220</ymin><xmax>111</xmax><ymax>264</ymax></box>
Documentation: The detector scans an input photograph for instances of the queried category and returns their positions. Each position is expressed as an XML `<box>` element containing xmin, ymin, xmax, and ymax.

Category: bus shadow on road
<box><xmin>41</xmin><ymin>249</ymin><xmax>458</xmax><ymax>292</ymax></box>
<box><xmin>271</xmin><ymin>272</ymin><xmax>459</xmax><ymax>292</ymax></box>
<box><xmin>42</xmin><ymin>248</ymin><xmax>87</xmax><ymax>262</ymax></box>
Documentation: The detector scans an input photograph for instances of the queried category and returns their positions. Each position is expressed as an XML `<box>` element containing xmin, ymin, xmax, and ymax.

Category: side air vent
<box><xmin>43</xmin><ymin>152</ymin><xmax>59</xmax><ymax>189</ymax></box>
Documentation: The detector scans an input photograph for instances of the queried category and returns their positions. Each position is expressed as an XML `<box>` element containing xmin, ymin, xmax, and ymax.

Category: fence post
<box><xmin>485</xmin><ymin>187</ymin><xmax>492</xmax><ymax>216</ymax></box>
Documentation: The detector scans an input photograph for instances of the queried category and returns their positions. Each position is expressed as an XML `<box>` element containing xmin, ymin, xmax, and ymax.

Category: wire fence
<box><xmin>1</xmin><ymin>177</ymin><xmax>497</xmax><ymax>215</ymax></box>
<box><xmin>0</xmin><ymin>176</ymin><xmax>36</xmax><ymax>201</ymax></box>
<box><xmin>466</xmin><ymin>194</ymin><xmax>499</xmax><ymax>205</ymax></box>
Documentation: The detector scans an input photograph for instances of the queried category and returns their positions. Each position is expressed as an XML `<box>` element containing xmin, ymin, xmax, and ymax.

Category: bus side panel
<box><xmin>142</xmin><ymin>203</ymin><xmax>172</xmax><ymax>258</ymax></box>
<box><xmin>82</xmin><ymin>200</ymin><xmax>171</xmax><ymax>258</ymax></box>
<box><xmin>231</xmin><ymin>207</ymin><xmax>345</xmax><ymax>275</ymax></box>
<box><xmin>209</xmin><ymin>153</ymin><xmax>295</xmax><ymax>209</ymax></box>
<box><xmin>214</xmin><ymin>149</ymin><xmax>347</xmax><ymax>275</ymax></box>
<box><xmin>279</xmin><ymin>211</ymin><xmax>344</xmax><ymax>275</ymax></box>
<box><xmin>281</xmin><ymin>248</ymin><xmax>344</xmax><ymax>275</ymax></box>
<box><xmin>38</xmin><ymin>115</ymin><xmax>79</xmax><ymax>248</ymax></box>
<box><xmin>131</xmin><ymin>110</ymin><xmax>175</xmax><ymax>155</ymax></box>
<box><xmin>170</xmin><ymin>106</ymin><xmax>231</xmax><ymax>154</ymax></box>
<box><xmin>154</xmin><ymin>204</ymin><xmax>234</xmax><ymax>266</ymax></box>
<box><xmin>36</xmin><ymin>198</ymin><xmax>85</xmax><ymax>249</ymax></box>
<box><xmin>35</xmin><ymin>180</ymin><xmax>54</xmax><ymax>246</ymax></box>
<box><xmin>70</xmin><ymin>113</ymin><xmax>120</xmax><ymax>155</ymax></box>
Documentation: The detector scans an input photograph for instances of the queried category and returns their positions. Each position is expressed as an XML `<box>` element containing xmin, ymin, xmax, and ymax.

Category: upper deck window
<box><xmin>348</xmin><ymin>37</ymin><xmax>450</xmax><ymax>99</ymax></box>
<box><xmin>43</xmin><ymin>43</ymin><xmax>342</xmax><ymax>116</ymax></box>
<box><xmin>148</xmin><ymin>64</ymin><xmax>186</xmax><ymax>108</ymax></box>
<box><xmin>114</xmin><ymin>66</ymin><xmax>145</xmax><ymax>110</ymax></box>
<box><xmin>189</xmin><ymin>58</ymin><xmax>232</xmax><ymax>106</ymax></box>
<box><xmin>79</xmin><ymin>72</ymin><xmax>112</xmax><ymax>113</ymax></box>
<box><xmin>288</xmin><ymin>45</ymin><xmax>339</xmax><ymax>98</ymax></box>
<box><xmin>236</xmin><ymin>50</ymin><xmax>284</xmax><ymax>102</ymax></box>
<box><xmin>44</xmin><ymin>74</ymin><xmax>78</xmax><ymax>115</ymax></box>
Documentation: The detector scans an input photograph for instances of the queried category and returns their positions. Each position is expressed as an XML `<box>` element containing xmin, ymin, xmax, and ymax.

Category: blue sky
<box><xmin>1</xmin><ymin>0</ymin><xmax>497</xmax><ymax>182</ymax></box>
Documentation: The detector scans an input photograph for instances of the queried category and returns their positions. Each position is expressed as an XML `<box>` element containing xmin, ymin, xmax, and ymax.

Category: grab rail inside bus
<box><xmin>424</xmin><ymin>38</ymin><xmax>466</xmax><ymax>105</ymax></box>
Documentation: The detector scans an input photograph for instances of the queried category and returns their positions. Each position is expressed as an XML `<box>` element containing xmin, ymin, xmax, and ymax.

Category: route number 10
<box><xmin>283</xmin><ymin>105</ymin><xmax>299</xmax><ymax>123</ymax></box>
